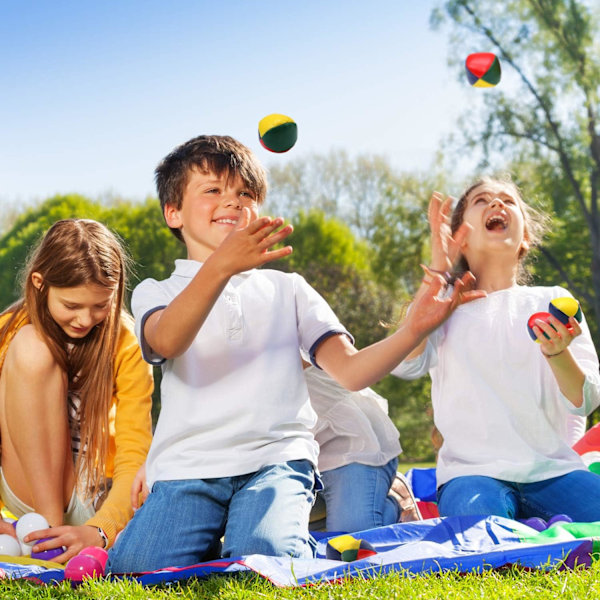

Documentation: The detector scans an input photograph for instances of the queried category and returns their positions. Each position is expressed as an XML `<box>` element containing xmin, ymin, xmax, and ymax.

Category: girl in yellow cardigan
<box><xmin>0</xmin><ymin>219</ymin><xmax>153</xmax><ymax>563</ymax></box>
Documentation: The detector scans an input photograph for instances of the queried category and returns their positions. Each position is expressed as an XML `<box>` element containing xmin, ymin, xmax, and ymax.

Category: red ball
<box><xmin>527</xmin><ymin>311</ymin><xmax>553</xmax><ymax>341</ymax></box>
<box><xmin>527</xmin><ymin>310</ymin><xmax>574</xmax><ymax>342</ymax></box>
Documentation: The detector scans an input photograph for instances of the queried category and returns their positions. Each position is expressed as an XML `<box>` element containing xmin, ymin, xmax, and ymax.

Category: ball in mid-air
<box><xmin>465</xmin><ymin>53</ymin><xmax>501</xmax><ymax>87</ymax></box>
<box><xmin>548</xmin><ymin>296</ymin><xmax>582</xmax><ymax>325</ymax></box>
<box><xmin>325</xmin><ymin>534</ymin><xmax>377</xmax><ymax>562</ymax></box>
<box><xmin>258</xmin><ymin>113</ymin><xmax>297</xmax><ymax>153</ymax></box>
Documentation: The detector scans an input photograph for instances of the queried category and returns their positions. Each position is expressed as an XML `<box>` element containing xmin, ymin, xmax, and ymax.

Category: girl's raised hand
<box><xmin>428</xmin><ymin>192</ymin><xmax>471</xmax><ymax>272</ymax></box>
<box><xmin>406</xmin><ymin>269</ymin><xmax>486</xmax><ymax>339</ymax></box>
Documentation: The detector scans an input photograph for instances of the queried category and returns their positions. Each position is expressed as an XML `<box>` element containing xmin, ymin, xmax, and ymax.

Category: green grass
<box><xmin>2</xmin><ymin>562</ymin><xmax>600</xmax><ymax>599</ymax></box>
<box><xmin>7</xmin><ymin>461</ymin><xmax>589</xmax><ymax>598</ymax></box>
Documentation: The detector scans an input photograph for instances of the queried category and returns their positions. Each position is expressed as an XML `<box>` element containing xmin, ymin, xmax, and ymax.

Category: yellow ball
<box><xmin>548</xmin><ymin>297</ymin><xmax>582</xmax><ymax>325</ymax></box>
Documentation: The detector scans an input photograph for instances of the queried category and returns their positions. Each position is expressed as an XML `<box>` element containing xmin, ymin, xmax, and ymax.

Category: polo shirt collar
<box><xmin>172</xmin><ymin>259</ymin><xmax>254</xmax><ymax>279</ymax></box>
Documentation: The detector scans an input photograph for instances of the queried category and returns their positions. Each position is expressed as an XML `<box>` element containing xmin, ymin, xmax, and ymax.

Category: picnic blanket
<box><xmin>1</xmin><ymin>515</ymin><xmax>598</xmax><ymax>586</ymax></box>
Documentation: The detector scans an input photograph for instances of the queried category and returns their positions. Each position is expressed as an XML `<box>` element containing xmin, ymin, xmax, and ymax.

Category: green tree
<box><xmin>0</xmin><ymin>195</ymin><xmax>104</xmax><ymax>309</ymax></box>
<box><xmin>267</xmin><ymin>150</ymin><xmax>409</xmax><ymax>239</ymax></box>
<box><xmin>0</xmin><ymin>195</ymin><xmax>185</xmax><ymax>424</ymax></box>
<box><xmin>433</xmin><ymin>0</ymin><xmax>600</xmax><ymax>347</ymax></box>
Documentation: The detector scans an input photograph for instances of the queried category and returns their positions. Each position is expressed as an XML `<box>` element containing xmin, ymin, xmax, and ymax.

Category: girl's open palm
<box><xmin>407</xmin><ymin>270</ymin><xmax>486</xmax><ymax>339</ymax></box>
<box><xmin>428</xmin><ymin>192</ymin><xmax>471</xmax><ymax>272</ymax></box>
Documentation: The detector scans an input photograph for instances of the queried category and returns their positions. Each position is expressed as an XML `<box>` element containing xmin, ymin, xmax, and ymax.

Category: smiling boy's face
<box><xmin>164</xmin><ymin>168</ymin><xmax>259</xmax><ymax>262</ymax></box>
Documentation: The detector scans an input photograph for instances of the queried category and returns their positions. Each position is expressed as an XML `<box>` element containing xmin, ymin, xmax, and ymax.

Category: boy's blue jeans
<box><xmin>320</xmin><ymin>457</ymin><xmax>399</xmax><ymax>532</ymax></box>
<box><xmin>437</xmin><ymin>470</ymin><xmax>600</xmax><ymax>521</ymax></box>
<box><xmin>106</xmin><ymin>459</ymin><xmax>316</xmax><ymax>573</ymax></box>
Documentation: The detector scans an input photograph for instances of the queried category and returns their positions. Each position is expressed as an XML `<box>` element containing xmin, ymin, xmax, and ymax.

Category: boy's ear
<box><xmin>519</xmin><ymin>240</ymin><xmax>530</xmax><ymax>257</ymax></box>
<box><xmin>164</xmin><ymin>204</ymin><xmax>183</xmax><ymax>230</ymax></box>
<box><xmin>31</xmin><ymin>272</ymin><xmax>44</xmax><ymax>290</ymax></box>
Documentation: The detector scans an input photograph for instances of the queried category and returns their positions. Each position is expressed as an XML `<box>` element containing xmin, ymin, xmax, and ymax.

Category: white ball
<box><xmin>0</xmin><ymin>534</ymin><xmax>21</xmax><ymax>556</ymax></box>
<box><xmin>15</xmin><ymin>512</ymin><xmax>49</xmax><ymax>545</ymax></box>
<box><xmin>19</xmin><ymin>540</ymin><xmax>31</xmax><ymax>556</ymax></box>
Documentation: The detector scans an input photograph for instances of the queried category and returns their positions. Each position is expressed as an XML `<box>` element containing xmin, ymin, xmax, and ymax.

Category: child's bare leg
<box><xmin>0</xmin><ymin>325</ymin><xmax>75</xmax><ymax>526</ymax></box>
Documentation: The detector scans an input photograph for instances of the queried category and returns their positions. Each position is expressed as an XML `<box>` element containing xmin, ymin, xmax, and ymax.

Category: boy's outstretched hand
<box><xmin>211</xmin><ymin>208</ymin><xmax>293</xmax><ymax>276</ymax></box>
<box><xmin>406</xmin><ymin>268</ymin><xmax>486</xmax><ymax>341</ymax></box>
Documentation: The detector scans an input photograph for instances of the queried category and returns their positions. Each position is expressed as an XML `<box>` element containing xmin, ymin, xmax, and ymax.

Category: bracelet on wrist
<box><xmin>542</xmin><ymin>349</ymin><xmax>565</xmax><ymax>358</ymax></box>
<box><xmin>424</xmin><ymin>267</ymin><xmax>454</xmax><ymax>283</ymax></box>
<box><xmin>96</xmin><ymin>526</ymin><xmax>108</xmax><ymax>548</ymax></box>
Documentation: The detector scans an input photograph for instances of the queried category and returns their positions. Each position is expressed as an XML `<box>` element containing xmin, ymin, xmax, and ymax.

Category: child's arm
<box><xmin>531</xmin><ymin>315</ymin><xmax>586</xmax><ymax>407</ymax></box>
<box><xmin>315</xmin><ymin>271</ymin><xmax>484</xmax><ymax>391</ymax></box>
<box><xmin>402</xmin><ymin>192</ymin><xmax>477</xmax><ymax>362</ymax></box>
<box><xmin>144</xmin><ymin>209</ymin><xmax>293</xmax><ymax>359</ymax></box>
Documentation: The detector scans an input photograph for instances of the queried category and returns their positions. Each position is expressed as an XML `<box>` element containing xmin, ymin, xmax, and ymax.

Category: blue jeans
<box><xmin>106</xmin><ymin>460</ymin><xmax>316</xmax><ymax>573</ymax></box>
<box><xmin>437</xmin><ymin>470</ymin><xmax>600</xmax><ymax>521</ymax></box>
<box><xmin>320</xmin><ymin>458</ymin><xmax>399</xmax><ymax>532</ymax></box>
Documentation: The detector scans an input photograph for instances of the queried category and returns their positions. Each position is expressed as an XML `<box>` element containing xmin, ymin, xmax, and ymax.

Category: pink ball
<box><xmin>64</xmin><ymin>554</ymin><xmax>103</xmax><ymax>582</ymax></box>
<box><xmin>79</xmin><ymin>546</ymin><xmax>108</xmax><ymax>570</ymax></box>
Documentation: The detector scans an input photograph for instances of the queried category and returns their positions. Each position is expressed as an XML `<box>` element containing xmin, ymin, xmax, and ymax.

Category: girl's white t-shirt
<box><xmin>393</xmin><ymin>285</ymin><xmax>599</xmax><ymax>486</ymax></box>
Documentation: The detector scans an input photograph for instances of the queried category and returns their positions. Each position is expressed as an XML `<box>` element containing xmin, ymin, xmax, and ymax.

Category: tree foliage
<box><xmin>0</xmin><ymin>195</ymin><xmax>185</xmax><ymax>311</ymax></box>
<box><xmin>432</xmin><ymin>0</ymin><xmax>600</xmax><ymax>350</ymax></box>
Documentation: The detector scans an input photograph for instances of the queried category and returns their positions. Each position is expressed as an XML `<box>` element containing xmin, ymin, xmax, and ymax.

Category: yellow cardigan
<box><xmin>0</xmin><ymin>311</ymin><xmax>153</xmax><ymax>547</ymax></box>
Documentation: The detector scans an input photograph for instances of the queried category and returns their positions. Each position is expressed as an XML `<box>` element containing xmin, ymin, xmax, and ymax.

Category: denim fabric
<box><xmin>437</xmin><ymin>470</ymin><xmax>600</xmax><ymax>521</ymax></box>
<box><xmin>106</xmin><ymin>459</ymin><xmax>316</xmax><ymax>573</ymax></box>
<box><xmin>320</xmin><ymin>457</ymin><xmax>399</xmax><ymax>532</ymax></box>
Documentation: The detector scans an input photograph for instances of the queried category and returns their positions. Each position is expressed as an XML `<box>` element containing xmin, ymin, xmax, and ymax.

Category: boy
<box><xmin>107</xmin><ymin>135</ymin><xmax>480</xmax><ymax>572</ymax></box>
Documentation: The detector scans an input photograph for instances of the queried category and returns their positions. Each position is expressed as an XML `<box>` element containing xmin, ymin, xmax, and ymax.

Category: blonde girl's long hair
<box><xmin>0</xmin><ymin>219</ymin><xmax>128</xmax><ymax>498</ymax></box>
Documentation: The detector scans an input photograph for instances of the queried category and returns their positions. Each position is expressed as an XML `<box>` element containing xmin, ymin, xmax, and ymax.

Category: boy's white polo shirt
<box><xmin>132</xmin><ymin>259</ymin><xmax>351</xmax><ymax>487</ymax></box>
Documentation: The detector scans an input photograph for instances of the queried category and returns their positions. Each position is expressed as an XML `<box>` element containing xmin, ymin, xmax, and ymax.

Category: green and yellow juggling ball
<box><xmin>325</xmin><ymin>534</ymin><xmax>377</xmax><ymax>562</ymax></box>
<box><xmin>258</xmin><ymin>113</ymin><xmax>297</xmax><ymax>153</ymax></box>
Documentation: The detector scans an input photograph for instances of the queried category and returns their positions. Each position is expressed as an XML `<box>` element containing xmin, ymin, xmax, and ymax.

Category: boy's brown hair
<box><xmin>155</xmin><ymin>135</ymin><xmax>268</xmax><ymax>242</ymax></box>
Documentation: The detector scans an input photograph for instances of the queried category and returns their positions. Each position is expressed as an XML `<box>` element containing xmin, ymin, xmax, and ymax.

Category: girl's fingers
<box><xmin>569</xmin><ymin>317</ymin><xmax>582</xmax><ymax>337</ymax></box>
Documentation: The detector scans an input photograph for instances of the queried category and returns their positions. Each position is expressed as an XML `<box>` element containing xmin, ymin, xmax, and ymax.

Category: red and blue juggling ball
<box><xmin>527</xmin><ymin>297</ymin><xmax>582</xmax><ymax>341</ymax></box>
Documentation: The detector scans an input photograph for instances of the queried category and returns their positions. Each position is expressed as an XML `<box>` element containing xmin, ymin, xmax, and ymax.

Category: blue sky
<box><xmin>0</xmin><ymin>1</ymin><xmax>490</xmax><ymax>209</ymax></box>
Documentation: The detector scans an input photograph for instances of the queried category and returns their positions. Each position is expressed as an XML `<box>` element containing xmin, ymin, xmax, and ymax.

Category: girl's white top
<box><xmin>392</xmin><ymin>285</ymin><xmax>599</xmax><ymax>486</ymax></box>
<box><xmin>304</xmin><ymin>366</ymin><xmax>401</xmax><ymax>472</ymax></box>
